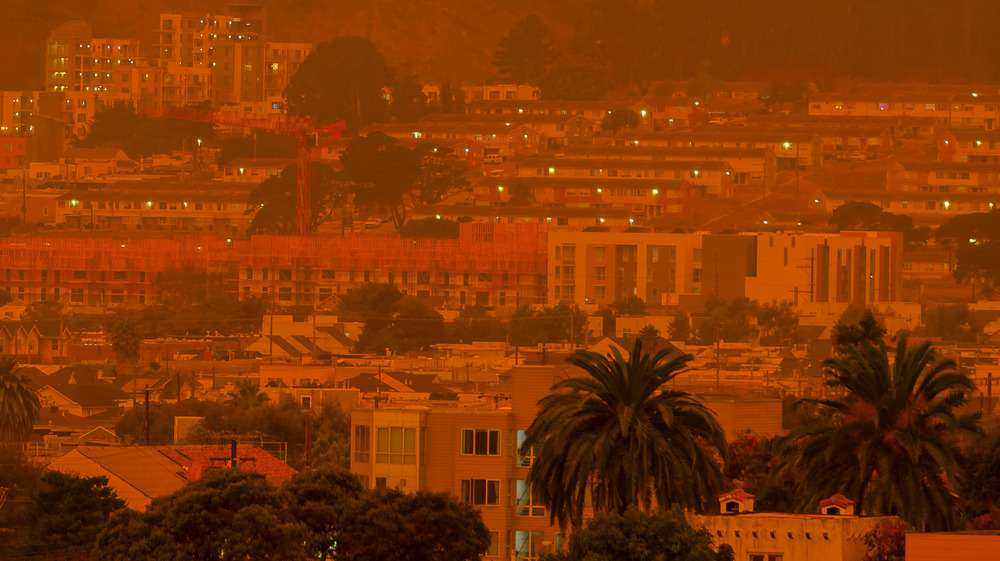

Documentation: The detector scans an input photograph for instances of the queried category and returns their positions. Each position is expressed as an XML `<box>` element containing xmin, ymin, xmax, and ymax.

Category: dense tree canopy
<box><xmin>492</xmin><ymin>15</ymin><xmax>555</xmax><ymax>85</ymax></box>
<box><xmin>19</xmin><ymin>471</ymin><xmax>125</xmax><ymax>556</ymax></box>
<box><xmin>246</xmin><ymin>161</ymin><xmax>348</xmax><ymax>235</ymax></box>
<box><xmin>338</xmin><ymin>283</ymin><xmax>445</xmax><ymax>353</ymax></box>
<box><xmin>508</xmin><ymin>303</ymin><xmax>587</xmax><ymax>347</ymax></box>
<box><xmin>936</xmin><ymin>209</ymin><xmax>1000</xmax><ymax>285</ymax></box>
<box><xmin>546</xmin><ymin>508</ymin><xmax>734</xmax><ymax>561</ymax></box>
<box><xmin>284</xmin><ymin>36</ymin><xmax>393</xmax><ymax>131</ymax></box>
<box><xmin>94</xmin><ymin>466</ymin><xmax>490</xmax><ymax>561</ymax></box>
<box><xmin>829</xmin><ymin>201</ymin><xmax>928</xmax><ymax>246</ymax></box>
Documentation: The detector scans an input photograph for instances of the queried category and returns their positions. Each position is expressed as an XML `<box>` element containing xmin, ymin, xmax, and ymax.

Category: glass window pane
<box><xmin>376</xmin><ymin>428</ymin><xmax>389</xmax><ymax>452</ymax></box>
<box><xmin>390</xmin><ymin>427</ymin><xmax>403</xmax><ymax>453</ymax></box>
<box><xmin>462</xmin><ymin>429</ymin><xmax>473</xmax><ymax>454</ymax></box>
<box><xmin>475</xmin><ymin>429</ymin><xmax>488</xmax><ymax>455</ymax></box>
<box><xmin>487</xmin><ymin>480</ymin><xmax>499</xmax><ymax>505</ymax></box>
<box><xmin>488</xmin><ymin>430</ymin><xmax>499</xmax><ymax>455</ymax></box>
<box><xmin>404</xmin><ymin>428</ymin><xmax>416</xmax><ymax>453</ymax></box>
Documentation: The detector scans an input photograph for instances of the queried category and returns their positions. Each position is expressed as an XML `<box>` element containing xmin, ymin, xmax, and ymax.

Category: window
<box><xmin>70</xmin><ymin>288</ymin><xmax>84</xmax><ymax>303</ymax></box>
<box><xmin>514</xmin><ymin>531</ymin><xmax>544</xmax><ymax>561</ymax></box>
<box><xmin>516</xmin><ymin>480</ymin><xmax>545</xmax><ymax>516</ymax></box>
<box><xmin>376</xmin><ymin>427</ymin><xmax>417</xmax><ymax>464</ymax></box>
<box><xmin>487</xmin><ymin>532</ymin><xmax>499</xmax><ymax>557</ymax></box>
<box><xmin>417</xmin><ymin>271</ymin><xmax>431</xmax><ymax>284</ymax></box>
<box><xmin>113</xmin><ymin>271</ymin><xmax>126</xmax><ymax>280</ymax></box>
<box><xmin>277</xmin><ymin>287</ymin><xmax>292</xmax><ymax>301</ymax></box>
<box><xmin>462</xmin><ymin>429</ymin><xmax>500</xmax><ymax>455</ymax></box>
<box><xmin>516</xmin><ymin>430</ymin><xmax>540</xmax><ymax>467</ymax></box>
<box><xmin>73</xmin><ymin>270</ymin><xmax>86</xmax><ymax>280</ymax></box>
<box><xmin>693</xmin><ymin>268</ymin><xmax>702</xmax><ymax>283</ymax></box>
<box><xmin>593</xmin><ymin>246</ymin><xmax>606</xmax><ymax>261</ymax></box>
<box><xmin>749</xmin><ymin>555</ymin><xmax>783</xmax><ymax>561</ymax></box>
<box><xmin>594</xmin><ymin>266</ymin><xmax>606</xmax><ymax>281</ymax></box>
<box><xmin>461</xmin><ymin>479</ymin><xmax>500</xmax><ymax>506</ymax></box>
<box><xmin>354</xmin><ymin>425</ymin><xmax>371</xmax><ymax>463</ymax></box>
<box><xmin>594</xmin><ymin>286</ymin><xmax>606</xmax><ymax>301</ymax></box>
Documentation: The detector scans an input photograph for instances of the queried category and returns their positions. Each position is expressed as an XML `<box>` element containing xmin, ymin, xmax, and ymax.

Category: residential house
<box><xmin>54</xmin><ymin>180</ymin><xmax>255</xmax><ymax>233</ymax></box>
<box><xmin>936</xmin><ymin>129</ymin><xmax>1000</xmax><ymax>163</ymax></box>
<box><xmin>60</xmin><ymin>147</ymin><xmax>137</xmax><ymax>180</ymax></box>
<box><xmin>516</xmin><ymin>155</ymin><xmax>734</xmax><ymax>198</ymax></box>
<box><xmin>614</xmin><ymin>129</ymin><xmax>823</xmax><ymax>169</ymax></box>
<box><xmin>36</xmin><ymin>380</ymin><xmax>129</xmax><ymax>417</ymax></box>
<box><xmin>48</xmin><ymin>444</ymin><xmax>296</xmax><ymax>510</ymax></box>
<box><xmin>221</xmin><ymin>157</ymin><xmax>294</xmax><ymax>182</ymax></box>
<box><xmin>0</xmin><ymin>320</ymin><xmax>71</xmax><ymax>362</ymax></box>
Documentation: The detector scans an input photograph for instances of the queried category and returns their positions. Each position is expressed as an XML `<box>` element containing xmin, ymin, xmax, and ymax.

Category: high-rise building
<box><xmin>44</xmin><ymin>21</ymin><xmax>140</xmax><ymax>95</ymax></box>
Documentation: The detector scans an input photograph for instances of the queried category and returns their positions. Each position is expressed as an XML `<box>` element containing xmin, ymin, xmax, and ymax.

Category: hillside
<box><xmin>0</xmin><ymin>0</ymin><xmax>574</xmax><ymax>90</ymax></box>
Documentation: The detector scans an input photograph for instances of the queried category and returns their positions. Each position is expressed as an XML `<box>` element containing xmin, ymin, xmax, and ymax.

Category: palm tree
<box><xmin>0</xmin><ymin>357</ymin><xmax>41</xmax><ymax>443</ymax></box>
<box><xmin>521</xmin><ymin>340</ymin><xmax>726</xmax><ymax>528</ymax></box>
<box><xmin>638</xmin><ymin>324</ymin><xmax>660</xmax><ymax>354</ymax></box>
<box><xmin>778</xmin><ymin>338</ymin><xmax>982</xmax><ymax>531</ymax></box>
<box><xmin>227</xmin><ymin>379</ymin><xmax>268</xmax><ymax>408</ymax></box>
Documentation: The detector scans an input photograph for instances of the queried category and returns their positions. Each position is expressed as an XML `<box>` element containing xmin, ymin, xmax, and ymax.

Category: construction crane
<box><xmin>147</xmin><ymin>106</ymin><xmax>345</xmax><ymax>236</ymax></box>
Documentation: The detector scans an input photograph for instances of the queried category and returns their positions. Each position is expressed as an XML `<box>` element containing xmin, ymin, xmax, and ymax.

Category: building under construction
<box><xmin>0</xmin><ymin>223</ymin><xmax>548</xmax><ymax>316</ymax></box>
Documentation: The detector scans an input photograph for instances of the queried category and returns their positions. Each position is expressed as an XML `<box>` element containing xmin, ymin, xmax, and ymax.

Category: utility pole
<box><xmin>143</xmin><ymin>386</ymin><xmax>150</xmax><ymax>446</ymax></box>
<box><xmin>715</xmin><ymin>326</ymin><xmax>722</xmax><ymax>392</ymax></box>
<box><xmin>304</xmin><ymin>416</ymin><xmax>313</xmax><ymax>469</ymax></box>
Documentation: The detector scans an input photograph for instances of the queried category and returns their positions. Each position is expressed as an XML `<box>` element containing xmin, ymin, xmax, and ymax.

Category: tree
<box><xmin>861</xmin><ymin>518</ymin><xmax>907</xmax><ymax>561</ymax></box>
<box><xmin>696</xmin><ymin>297</ymin><xmax>760</xmax><ymax>344</ymax></box>
<box><xmin>228</xmin><ymin>379</ymin><xmax>268</xmax><ymax>408</ymax></box>
<box><xmin>138</xmin><ymin>266</ymin><xmax>266</xmax><ymax>337</ymax></box>
<box><xmin>246</xmin><ymin>161</ymin><xmax>348</xmax><ymax>235</ymax></box>
<box><xmin>398</xmin><ymin>218</ymin><xmax>460</xmax><ymax>239</ymax></box>
<box><xmin>492</xmin><ymin>15</ymin><xmax>555</xmax><ymax>85</ymax></box>
<box><xmin>832</xmin><ymin>306</ymin><xmax>886</xmax><ymax>347</ymax></box>
<box><xmin>390</xmin><ymin>76</ymin><xmax>430</xmax><ymax>123</ymax></box>
<box><xmin>339</xmin><ymin>132</ymin><xmax>421</xmax><ymax>228</ymax></box>
<box><xmin>638</xmin><ymin>324</ymin><xmax>660</xmax><ymax>353</ymax></box>
<box><xmin>340</xmin><ymin>284</ymin><xmax>445</xmax><ymax>354</ymax></box>
<box><xmin>94</xmin><ymin>469</ymin><xmax>310</xmax><ymax>561</ymax></box>
<box><xmin>521</xmin><ymin>340</ymin><xmax>726</xmax><ymax>528</ymax></box>
<box><xmin>0</xmin><ymin>358</ymin><xmax>40</xmax><ymax>443</ymax></box>
<box><xmin>546</xmin><ymin>508</ymin><xmax>734</xmax><ymax>561</ymax></box>
<box><xmin>19</xmin><ymin>471</ymin><xmax>125</xmax><ymax>556</ymax></box>
<box><xmin>109</xmin><ymin>317</ymin><xmax>141</xmax><ymax>374</ymax></box>
<box><xmin>777</xmin><ymin>338</ymin><xmax>982</xmax><ymax>531</ymax></box>
<box><xmin>20</xmin><ymin>300</ymin><xmax>64</xmax><ymax>332</ymax></box>
<box><xmin>829</xmin><ymin>201</ymin><xmax>928</xmax><ymax>246</ymax></box>
<box><xmin>936</xmin><ymin>209</ymin><xmax>1000</xmax><ymax>286</ymax></box>
<box><xmin>601</xmin><ymin>110</ymin><xmax>640</xmax><ymax>135</ymax></box>
<box><xmin>281</xmin><ymin>465</ymin><xmax>364</xmax><ymax>559</ymax></box>
<box><xmin>335</xmin><ymin>489</ymin><xmax>491</xmax><ymax>561</ymax></box>
<box><xmin>611</xmin><ymin>296</ymin><xmax>645</xmax><ymax>316</ymax></box>
<box><xmin>507</xmin><ymin>178</ymin><xmax>535</xmax><ymax>206</ymax></box>
<box><xmin>920</xmin><ymin>303</ymin><xmax>984</xmax><ymax>343</ymax></box>
<box><xmin>75</xmin><ymin>100</ymin><xmax>216</xmax><ymax>161</ymax></box>
<box><xmin>0</xmin><ymin>289</ymin><xmax>11</xmax><ymax>307</ymax></box>
<box><xmin>448</xmin><ymin>306</ymin><xmax>506</xmax><ymax>343</ymax></box>
<box><xmin>284</xmin><ymin>36</ymin><xmax>393</xmax><ymax>131</ymax></box>
<box><xmin>0</xmin><ymin>447</ymin><xmax>44</xmax><ymax>554</ymax></box>
<box><xmin>756</xmin><ymin>301</ymin><xmax>799</xmax><ymax>346</ymax></box>
<box><xmin>668</xmin><ymin>313</ymin><xmax>691</xmax><ymax>342</ymax></box>
<box><xmin>508</xmin><ymin>303</ymin><xmax>587</xmax><ymax>347</ymax></box>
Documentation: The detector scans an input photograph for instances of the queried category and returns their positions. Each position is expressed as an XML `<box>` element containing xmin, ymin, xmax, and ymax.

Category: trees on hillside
<box><xmin>777</xmin><ymin>338</ymin><xmax>982</xmax><ymax>531</ymax></box>
<box><xmin>492</xmin><ymin>15</ymin><xmax>555</xmax><ymax>85</ymax></box>
<box><xmin>521</xmin><ymin>340</ymin><xmax>725</xmax><ymax>527</ymax></box>
<box><xmin>0</xmin><ymin>358</ymin><xmax>40</xmax><ymax>443</ymax></box>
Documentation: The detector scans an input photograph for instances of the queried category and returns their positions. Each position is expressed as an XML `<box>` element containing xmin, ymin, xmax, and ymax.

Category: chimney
<box><xmin>819</xmin><ymin>494</ymin><xmax>855</xmax><ymax>516</ymax></box>
<box><xmin>718</xmin><ymin>489</ymin><xmax>755</xmax><ymax>514</ymax></box>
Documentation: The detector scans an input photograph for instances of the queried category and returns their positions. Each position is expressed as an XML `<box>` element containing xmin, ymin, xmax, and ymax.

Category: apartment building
<box><xmin>518</xmin><ymin>155</ymin><xmax>734</xmax><ymax>198</ymax></box>
<box><xmin>0</xmin><ymin>136</ymin><xmax>26</xmax><ymax>169</ymax></box>
<box><xmin>417</xmin><ymin>113</ymin><xmax>597</xmax><ymax>150</ymax></box>
<box><xmin>350</xmin><ymin>364</ymin><xmax>571</xmax><ymax>561</ymax></box>
<box><xmin>411</xmin><ymin>205</ymin><xmax>635</xmax><ymax>229</ymax></box>
<box><xmin>546</xmin><ymin>230</ymin><xmax>902</xmax><ymax>309</ymax></box>
<box><xmin>746</xmin><ymin>231</ymin><xmax>902</xmax><ymax>306</ymax></box>
<box><xmin>886</xmin><ymin>161</ymin><xmax>1000</xmax><ymax>194</ymax></box>
<box><xmin>809</xmin><ymin>91</ymin><xmax>1000</xmax><ymax>129</ymax></box>
<box><xmin>360</xmin><ymin>122</ymin><xmax>542</xmax><ymax>162</ymax></box>
<box><xmin>808</xmin><ymin>188</ymin><xmax>997</xmax><ymax>226</ymax></box>
<box><xmin>936</xmin><ymin>129</ymin><xmax>1000</xmax><ymax>163</ymax></box>
<box><xmin>0</xmin><ymin>224</ymin><xmax>547</xmax><ymax>313</ymax></box>
<box><xmin>614</xmin><ymin>129</ymin><xmax>823</xmax><ymax>170</ymax></box>
<box><xmin>469</xmin><ymin>176</ymin><xmax>692</xmax><ymax>220</ymax></box>
<box><xmin>53</xmin><ymin>180</ymin><xmax>255</xmax><ymax>233</ymax></box>
<box><xmin>44</xmin><ymin>20</ymin><xmax>141</xmax><ymax>95</ymax></box>
<box><xmin>462</xmin><ymin>84</ymin><xmax>540</xmax><ymax>104</ymax></box>
<box><xmin>563</xmin><ymin>145</ymin><xmax>777</xmax><ymax>192</ymax></box>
